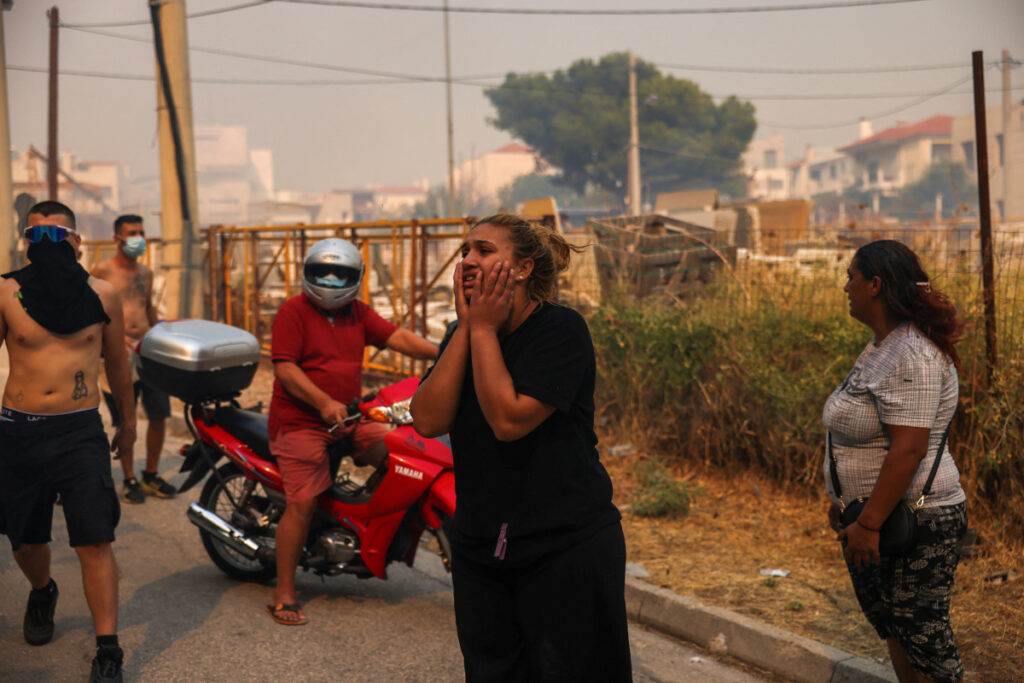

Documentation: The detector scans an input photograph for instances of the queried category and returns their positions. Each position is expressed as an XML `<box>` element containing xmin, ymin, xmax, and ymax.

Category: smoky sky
<box><xmin>5</xmin><ymin>0</ymin><xmax>1023</xmax><ymax>194</ymax></box>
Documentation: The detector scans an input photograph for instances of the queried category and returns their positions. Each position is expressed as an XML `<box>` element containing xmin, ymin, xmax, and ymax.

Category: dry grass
<box><xmin>602</xmin><ymin>446</ymin><xmax>1024</xmax><ymax>682</ymax></box>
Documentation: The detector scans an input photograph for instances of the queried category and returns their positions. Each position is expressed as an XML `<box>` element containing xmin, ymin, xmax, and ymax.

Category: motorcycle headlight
<box><xmin>367</xmin><ymin>398</ymin><xmax>413</xmax><ymax>425</ymax></box>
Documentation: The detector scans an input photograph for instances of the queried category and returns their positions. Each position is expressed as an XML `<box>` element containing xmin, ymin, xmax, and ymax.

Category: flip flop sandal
<box><xmin>266</xmin><ymin>603</ymin><xmax>308</xmax><ymax>626</ymax></box>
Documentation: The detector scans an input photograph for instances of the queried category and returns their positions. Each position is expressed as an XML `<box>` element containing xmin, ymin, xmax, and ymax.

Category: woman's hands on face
<box><xmin>838</xmin><ymin>520</ymin><xmax>881</xmax><ymax>567</ymax></box>
<box><xmin>468</xmin><ymin>260</ymin><xmax>514</xmax><ymax>334</ymax></box>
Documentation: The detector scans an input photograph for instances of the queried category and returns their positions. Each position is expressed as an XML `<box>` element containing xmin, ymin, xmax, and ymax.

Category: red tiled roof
<box><xmin>494</xmin><ymin>142</ymin><xmax>533</xmax><ymax>154</ymax></box>
<box><xmin>838</xmin><ymin>115</ymin><xmax>952</xmax><ymax>152</ymax></box>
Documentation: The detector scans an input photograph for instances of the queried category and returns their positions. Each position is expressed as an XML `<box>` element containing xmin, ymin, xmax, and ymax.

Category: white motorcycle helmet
<box><xmin>302</xmin><ymin>238</ymin><xmax>365</xmax><ymax>311</ymax></box>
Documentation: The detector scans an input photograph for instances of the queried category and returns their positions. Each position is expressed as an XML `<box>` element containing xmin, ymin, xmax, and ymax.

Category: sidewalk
<box><xmin>625</xmin><ymin>577</ymin><xmax>895</xmax><ymax>682</ymax></box>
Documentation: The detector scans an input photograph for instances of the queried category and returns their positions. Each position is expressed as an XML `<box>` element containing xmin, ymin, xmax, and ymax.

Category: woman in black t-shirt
<box><xmin>411</xmin><ymin>214</ymin><xmax>631</xmax><ymax>682</ymax></box>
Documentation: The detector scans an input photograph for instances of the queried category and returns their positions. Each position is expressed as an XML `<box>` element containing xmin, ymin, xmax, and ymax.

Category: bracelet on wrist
<box><xmin>856</xmin><ymin>519</ymin><xmax>881</xmax><ymax>533</ymax></box>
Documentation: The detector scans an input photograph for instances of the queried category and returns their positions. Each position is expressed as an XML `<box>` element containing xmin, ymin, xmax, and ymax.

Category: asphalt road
<box><xmin>0</xmin><ymin>415</ymin><xmax>765</xmax><ymax>683</ymax></box>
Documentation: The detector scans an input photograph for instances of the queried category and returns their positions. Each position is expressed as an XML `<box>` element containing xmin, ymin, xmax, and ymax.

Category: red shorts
<box><xmin>270</xmin><ymin>420</ymin><xmax>390</xmax><ymax>502</ymax></box>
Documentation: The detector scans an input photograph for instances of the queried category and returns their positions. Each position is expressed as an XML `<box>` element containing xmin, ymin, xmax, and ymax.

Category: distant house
<box><xmin>10</xmin><ymin>150</ymin><xmax>124</xmax><ymax>238</ymax></box>
<box><xmin>743</xmin><ymin>135</ymin><xmax>789</xmax><ymax>200</ymax></box>
<box><xmin>330</xmin><ymin>181</ymin><xmax>430</xmax><ymax>221</ymax></box>
<box><xmin>194</xmin><ymin>125</ymin><xmax>275</xmax><ymax>227</ymax></box>
<box><xmin>453</xmin><ymin>143</ymin><xmax>541</xmax><ymax>204</ymax></box>
<box><xmin>788</xmin><ymin>145</ymin><xmax>851</xmax><ymax>200</ymax></box>
<box><xmin>838</xmin><ymin>115</ymin><xmax>953</xmax><ymax>192</ymax></box>
<box><xmin>952</xmin><ymin>101</ymin><xmax>1024</xmax><ymax>220</ymax></box>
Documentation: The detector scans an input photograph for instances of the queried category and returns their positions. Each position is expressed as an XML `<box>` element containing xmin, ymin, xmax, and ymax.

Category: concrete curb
<box><xmin>625</xmin><ymin>577</ymin><xmax>897</xmax><ymax>683</ymax></box>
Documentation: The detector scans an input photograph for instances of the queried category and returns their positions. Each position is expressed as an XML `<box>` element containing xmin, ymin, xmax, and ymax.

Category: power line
<box><xmin>760</xmin><ymin>71</ymin><xmax>979</xmax><ymax>130</ymax></box>
<box><xmin>5</xmin><ymin>64</ymin><xmax>421</xmax><ymax>86</ymax></box>
<box><xmin>654</xmin><ymin>60</ymin><xmax>971</xmax><ymax>75</ymax></box>
<box><xmin>62</xmin><ymin>24</ymin><xmax>987</xmax><ymax>86</ymax></box>
<box><xmin>62</xmin><ymin>25</ymin><xmax>452</xmax><ymax>83</ymax></box>
<box><xmin>10</xmin><ymin>63</ymin><xmax>1022</xmax><ymax>103</ymax></box>
<box><xmin>275</xmin><ymin>0</ymin><xmax>928</xmax><ymax>15</ymax></box>
<box><xmin>60</xmin><ymin>1</ymin><xmax>272</xmax><ymax>28</ymax></box>
<box><xmin>58</xmin><ymin>0</ymin><xmax>929</xmax><ymax>29</ymax></box>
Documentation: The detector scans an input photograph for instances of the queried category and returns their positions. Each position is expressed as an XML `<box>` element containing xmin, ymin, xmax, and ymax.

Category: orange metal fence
<box><xmin>205</xmin><ymin>218</ymin><xmax>471</xmax><ymax>378</ymax></box>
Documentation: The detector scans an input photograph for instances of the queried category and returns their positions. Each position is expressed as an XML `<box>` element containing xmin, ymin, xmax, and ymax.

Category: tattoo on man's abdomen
<box><xmin>72</xmin><ymin>371</ymin><xmax>88</xmax><ymax>400</ymax></box>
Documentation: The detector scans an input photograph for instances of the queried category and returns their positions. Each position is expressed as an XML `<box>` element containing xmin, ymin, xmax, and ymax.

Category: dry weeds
<box><xmin>602</xmin><ymin>449</ymin><xmax>1024</xmax><ymax>682</ymax></box>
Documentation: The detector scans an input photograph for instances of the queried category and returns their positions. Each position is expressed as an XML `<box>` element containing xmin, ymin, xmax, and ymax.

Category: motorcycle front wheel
<box><xmin>428</xmin><ymin>513</ymin><xmax>455</xmax><ymax>573</ymax></box>
<box><xmin>198</xmin><ymin>463</ymin><xmax>278</xmax><ymax>583</ymax></box>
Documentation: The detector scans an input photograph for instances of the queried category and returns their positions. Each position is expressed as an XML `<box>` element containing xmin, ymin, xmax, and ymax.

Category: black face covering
<box><xmin>3</xmin><ymin>238</ymin><xmax>110</xmax><ymax>335</ymax></box>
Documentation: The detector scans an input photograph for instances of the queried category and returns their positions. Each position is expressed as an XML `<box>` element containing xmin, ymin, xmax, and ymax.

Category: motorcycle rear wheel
<box><xmin>198</xmin><ymin>463</ymin><xmax>278</xmax><ymax>583</ymax></box>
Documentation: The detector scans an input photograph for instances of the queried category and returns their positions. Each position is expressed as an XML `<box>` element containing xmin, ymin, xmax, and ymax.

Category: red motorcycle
<box><xmin>137</xmin><ymin>320</ymin><xmax>455</xmax><ymax>583</ymax></box>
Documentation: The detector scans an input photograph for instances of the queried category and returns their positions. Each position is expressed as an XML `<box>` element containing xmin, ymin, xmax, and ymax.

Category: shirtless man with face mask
<box><xmin>91</xmin><ymin>215</ymin><xmax>175</xmax><ymax>504</ymax></box>
<box><xmin>0</xmin><ymin>201</ymin><xmax>136</xmax><ymax>683</ymax></box>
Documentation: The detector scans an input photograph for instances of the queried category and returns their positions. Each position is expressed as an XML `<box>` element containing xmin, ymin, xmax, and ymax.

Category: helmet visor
<box><xmin>305</xmin><ymin>263</ymin><xmax>361</xmax><ymax>289</ymax></box>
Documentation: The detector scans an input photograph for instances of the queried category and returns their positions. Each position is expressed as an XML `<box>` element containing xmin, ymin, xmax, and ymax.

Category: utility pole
<box><xmin>627</xmin><ymin>52</ymin><xmax>641</xmax><ymax>217</ymax></box>
<box><xmin>1002</xmin><ymin>49</ymin><xmax>1011</xmax><ymax>221</ymax></box>
<box><xmin>443</xmin><ymin>0</ymin><xmax>456</xmax><ymax>216</ymax></box>
<box><xmin>0</xmin><ymin>2</ymin><xmax>15</xmax><ymax>272</ymax></box>
<box><xmin>47</xmin><ymin>6</ymin><xmax>58</xmax><ymax>200</ymax></box>
<box><xmin>150</xmin><ymin>0</ymin><xmax>202</xmax><ymax>318</ymax></box>
<box><xmin>971</xmin><ymin>50</ymin><xmax>997</xmax><ymax>386</ymax></box>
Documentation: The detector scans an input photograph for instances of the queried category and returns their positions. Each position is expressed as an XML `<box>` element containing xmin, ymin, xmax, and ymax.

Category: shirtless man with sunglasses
<box><xmin>0</xmin><ymin>201</ymin><xmax>136</xmax><ymax>683</ymax></box>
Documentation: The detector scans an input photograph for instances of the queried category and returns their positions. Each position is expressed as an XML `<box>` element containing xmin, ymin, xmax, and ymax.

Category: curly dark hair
<box><xmin>853</xmin><ymin>239</ymin><xmax>963</xmax><ymax>368</ymax></box>
<box><xmin>472</xmin><ymin>213</ymin><xmax>584</xmax><ymax>302</ymax></box>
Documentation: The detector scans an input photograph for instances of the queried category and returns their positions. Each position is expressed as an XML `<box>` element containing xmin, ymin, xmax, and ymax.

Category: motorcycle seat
<box><xmin>213</xmin><ymin>407</ymin><xmax>273</xmax><ymax>461</ymax></box>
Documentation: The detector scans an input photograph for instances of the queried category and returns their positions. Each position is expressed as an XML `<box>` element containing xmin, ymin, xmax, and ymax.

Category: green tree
<box><xmin>485</xmin><ymin>52</ymin><xmax>757</xmax><ymax>201</ymax></box>
<box><xmin>893</xmin><ymin>161</ymin><xmax>977</xmax><ymax>220</ymax></box>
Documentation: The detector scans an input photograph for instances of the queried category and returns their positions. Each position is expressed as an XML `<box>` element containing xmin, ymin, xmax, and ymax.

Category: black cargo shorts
<box><xmin>0</xmin><ymin>407</ymin><xmax>120</xmax><ymax>550</ymax></box>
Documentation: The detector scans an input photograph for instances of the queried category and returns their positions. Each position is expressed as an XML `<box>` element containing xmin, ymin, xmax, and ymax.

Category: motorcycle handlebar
<box><xmin>326</xmin><ymin>400</ymin><xmax>362</xmax><ymax>433</ymax></box>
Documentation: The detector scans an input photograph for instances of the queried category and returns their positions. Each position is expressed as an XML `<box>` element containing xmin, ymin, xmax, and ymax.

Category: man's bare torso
<box><xmin>91</xmin><ymin>259</ymin><xmax>154</xmax><ymax>343</ymax></box>
<box><xmin>0</xmin><ymin>276</ymin><xmax>114</xmax><ymax>414</ymax></box>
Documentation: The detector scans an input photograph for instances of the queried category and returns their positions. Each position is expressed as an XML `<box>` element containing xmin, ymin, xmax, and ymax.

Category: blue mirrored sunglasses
<box><xmin>23</xmin><ymin>225</ymin><xmax>74</xmax><ymax>243</ymax></box>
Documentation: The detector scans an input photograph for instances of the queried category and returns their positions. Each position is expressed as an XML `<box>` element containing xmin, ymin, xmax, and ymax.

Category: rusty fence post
<box><xmin>972</xmin><ymin>50</ymin><xmax>998</xmax><ymax>386</ymax></box>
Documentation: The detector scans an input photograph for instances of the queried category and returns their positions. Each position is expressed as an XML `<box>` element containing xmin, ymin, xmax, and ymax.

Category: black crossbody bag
<box><xmin>828</xmin><ymin>421</ymin><xmax>951</xmax><ymax>556</ymax></box>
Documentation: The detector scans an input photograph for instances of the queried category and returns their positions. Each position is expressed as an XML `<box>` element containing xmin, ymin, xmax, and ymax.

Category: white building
<box><xmin>837</xmin><ymin>115</ymin><xmax>953</xmax><ymax>192</ymax></box>
<box><xmin>10</xmin><ymin>150</ymin><xmax>126</xmax><ymax>237</ymax></box>
<box><xmin>194</xmin><ymin>126</ymin><xmax>274</xmax><ymax>227</ymax></box>
<box><xmin>951</xmin><ymin>101</ymin><xmax>1024</xmax><ymax>220</ymax></box>
<box><xmin>788</xmin><ymin>145</ymin><xmax>851</xmax><ymax>199</ymax></box>
<box><xmin>453</xmin><ymin>143</ymin><xmax>540</xmax><ymax>204</ymax></box>
<box><xmin>743</xmin><ymin>135</ymin><xmax>789</xmax><ymax>200</ymax></box>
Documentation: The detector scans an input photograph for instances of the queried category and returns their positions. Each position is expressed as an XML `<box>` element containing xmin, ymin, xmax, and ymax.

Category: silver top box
<box><xmin>139</xmin><ymin>320</ymin><xmax>260</xmax><ymax>372</ymax></box>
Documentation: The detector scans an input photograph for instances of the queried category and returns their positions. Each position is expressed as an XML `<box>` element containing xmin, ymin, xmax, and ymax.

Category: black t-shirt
<box><xmin>426</xmin><ymin>302</ymin><xmax>620</xmax><ymax>567</ymax></box>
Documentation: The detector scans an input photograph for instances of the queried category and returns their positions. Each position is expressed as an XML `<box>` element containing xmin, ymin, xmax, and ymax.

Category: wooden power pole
<box><xmin>971</xmin><ymin>50</ymin><xmax>997</xmax><ymax>385</ymax></box>
<box><xmin>149</xmin><ymin>0</ymin><xmax>202</xmax><ymax>318</ymax></box>
<box><xmin>627</xmin><ymin>53</ymin><xmax>641</xmax><ymax>216</ymax></box>
<box><xmin>47</xmin><ymin>6</ymin><xmax>58</xmax><ymax>200</ymax></box>
<box><xmin>443</xmin><ymin>0</ymin><xmax>456</xmax><ymax>216</ymax></box>
<box><xmin>1002</xmin><ymin>49</ymin><xmax>1012</xmax><ymax>220</ymax></box>
<box><xmin>0</xmin><ymin>4</ymin><xmax>15</xmax><ymax>272</ymax></box>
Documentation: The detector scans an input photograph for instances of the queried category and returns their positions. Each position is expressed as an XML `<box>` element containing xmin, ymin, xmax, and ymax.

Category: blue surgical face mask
<box><xmin>314</xmin><ymin>273</ymin><xmax>351</xmax><ymax>288</ymax></box>
<box><xmin>121</xmin><ymin>235</ymin><xmax>146</xmax><ymax>259</ymax></box>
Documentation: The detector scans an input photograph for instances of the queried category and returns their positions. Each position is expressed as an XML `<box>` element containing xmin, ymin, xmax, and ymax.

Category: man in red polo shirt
<box><xmin>267</xmin><ymin>238</ymin><xmax>437</xmax><ymax>626</ymax></box>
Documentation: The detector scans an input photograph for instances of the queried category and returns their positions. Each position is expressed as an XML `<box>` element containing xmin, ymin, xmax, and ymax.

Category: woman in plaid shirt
<box><xmin>823</xmin><ymin>240</ymin><xmax>966</xmax><ymax>683</ymax></box>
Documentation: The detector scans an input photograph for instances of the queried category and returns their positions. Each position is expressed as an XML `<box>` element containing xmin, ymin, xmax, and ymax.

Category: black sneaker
<box><xmin>140</xmin><ymin>473</ymin><xmax>176</xmax><ymax>499</ymax></box>
<box><xmin>90</xmin><ymin>645</ymin><xmax>124</xmax><ymax>683</ymax></box>
<box><xmin>24</xmin><ymin>579</ymin><xmax>58</xmax><ymax>645</ymax></box>
<box><xmin>120</xmin><ymin>477</ymin><xmax>146</xmax><ymax>504</ymax></box>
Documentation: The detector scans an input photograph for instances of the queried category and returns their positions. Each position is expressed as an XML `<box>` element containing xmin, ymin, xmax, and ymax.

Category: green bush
<box><xmin>630</xmin><ymin>457</ymin><xmax>702</xmax><ymax>519</ymax></box>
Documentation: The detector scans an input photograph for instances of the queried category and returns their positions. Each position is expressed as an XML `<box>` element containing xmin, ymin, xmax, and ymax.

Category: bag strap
<box><xmin>828</xmin><ymin>418</ymin><xmax>953</xmax><ymax>510</ymax></box>
<box><xmin>917</xmin><ymin>421</ymin><xmax>952</xmax><ymax>507</ymax></box>
<box><xmin>827</xmin><ymin>432</ymin><xmax>845</xmax><ymax>505</ymax></box>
